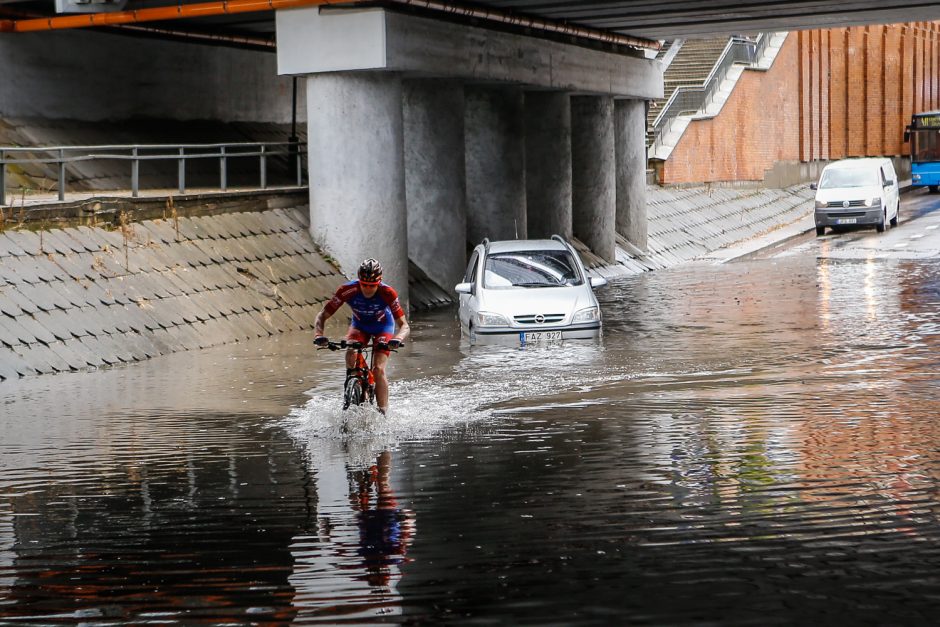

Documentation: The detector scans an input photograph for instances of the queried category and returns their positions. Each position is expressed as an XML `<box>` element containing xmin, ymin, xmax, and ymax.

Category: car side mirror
<box><xmin>455</xmin><ymin>282</ymin><xmax>473</xmax><ymax>295</ymax></box>
<box><xmin>884</xmin><ymin>179</ymin><xmax>895</xmax><ymax>187</ymax></box>
<box><xmin>809</xmin><ymin>183</ymin><xmax>818</xmax><ymax>190</ymax></box>
<box><xmin>589</xmin><ymin>277</ymin><xmax>608</xmax><ymax>289</ymax></box>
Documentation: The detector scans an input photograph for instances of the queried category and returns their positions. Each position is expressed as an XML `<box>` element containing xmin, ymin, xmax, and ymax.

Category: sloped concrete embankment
<box><xmin>579</xmin><ymin>184</ymin><xmax>814</xmax><ymax>276</ymax></box>
<box><xmin>0</xmin><ymin>208</ymin><xmax>343</xmax><ymax>382</ymax></box>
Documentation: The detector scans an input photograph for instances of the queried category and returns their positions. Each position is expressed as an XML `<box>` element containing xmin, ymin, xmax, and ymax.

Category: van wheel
<box><xmin>815</xmin><ymin>226</ymin><xmax>825</xmax><ymax>236</ymax></box>
<box><xmin>890</xmin><ymin>201</ymin><xmax>900</xmax><ymax>227</ymax></box>
<box><xmin>876</xmin><ymin>209</ymin><xmax>887</xmax><ymax>232</ymax></box>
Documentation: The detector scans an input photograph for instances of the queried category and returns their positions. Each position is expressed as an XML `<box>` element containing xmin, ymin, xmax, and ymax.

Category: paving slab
<box><xmin>4</xmin><ymin>230</ymin><xmax>43</xmax><ymax>256</ymax></box>
<box><xmin>16</xmin><ymin>281</ymin><xmax>66</xmax><ymax>312</ymax></box>
<box><xmin>0</xmin><ymin>314</ymin><xmax>31</xmax><ymax>347</ymax></box>
<box><xmin>37</xmin><ymin>230</ymin><xmax>77</xmax><ymax>256</ymax></box>
<box><xmin>63</xmin><ymin>338</ymin><xmax>106</xmax><ymax>367</ymax></box>
<box><xmin>138</xmin><ymin>219</ymin><xmax>180</xmax><ymax>245</ymax></box>
<box><xmin>33</xmin><ymin>309</ymin><xmax>79</xmax><ymax>341</ymax></box>
<box><xmin>0</xmin><ymin>346</ymin><xmax>36</xmax><ymax>377</ymax></box>
<box><xmin>78</xmin><ymin>335</ymin><xmax>120</xmax><ymax>366</ymax></box>
<box><xmin>13</xmin><ymin>343</ymin><xmax>62</xmax><ymax>374</ymax></box>
<box><xmin>0</xmin><ymin>285</ymin><xmax>23</xmax><ymax>318</ymax></box>
<box><xmin>0</xmin><ymin>232</ymin><xmax>28</xmax><ymax>258</ymax></box>
<box><xmin>46</xmin><ymin>340</ymin><xmax>89</xmax><ymax>370</ymax></box>
<box><xmin>0</xmin><ymin>350</ymin><xmax>24</xmax><ymax>381</ymax></box>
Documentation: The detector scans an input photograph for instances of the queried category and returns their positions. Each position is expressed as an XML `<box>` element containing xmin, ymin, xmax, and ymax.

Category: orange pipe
<box><xmin>5</xmin><ymin>0</ymin><xmax>339</xmax><ymax>33</ymax></box>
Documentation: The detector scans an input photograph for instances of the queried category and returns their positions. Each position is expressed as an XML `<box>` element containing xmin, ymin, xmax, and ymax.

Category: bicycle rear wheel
<box><xmin>343</xmin><ymin>377</ymin><xmax>364</xmax><ymax>409</ymax></box>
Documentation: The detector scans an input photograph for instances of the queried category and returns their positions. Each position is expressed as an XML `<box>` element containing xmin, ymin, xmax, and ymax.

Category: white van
<box><xmin>812</xmin><ymin>158</ymin><xmax>900</xmax><ymax>236</ymax></box>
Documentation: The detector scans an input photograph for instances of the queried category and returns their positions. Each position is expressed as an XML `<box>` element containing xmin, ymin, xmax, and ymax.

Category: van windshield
<box><xmin>818</xmin><ymin>168</ymin><xmax>879</xmax><ymax>189</ymax></box>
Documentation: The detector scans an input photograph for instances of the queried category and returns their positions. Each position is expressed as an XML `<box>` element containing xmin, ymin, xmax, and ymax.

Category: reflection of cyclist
<box><xmin>348</xmin><ymin>450</ymin><xmax>415</xmax><ymax>589</ymax></box>
<box><xmin>314</xmin><ymin>259</ymin><xmax>410</xmax><ymax>414</ymax></box>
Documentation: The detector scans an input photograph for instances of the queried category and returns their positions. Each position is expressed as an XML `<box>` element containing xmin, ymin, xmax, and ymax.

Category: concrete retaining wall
<box><xmin>1</xmin><ymin>30</ymin><xmax>301</xmax><ymax>123</ymax></box>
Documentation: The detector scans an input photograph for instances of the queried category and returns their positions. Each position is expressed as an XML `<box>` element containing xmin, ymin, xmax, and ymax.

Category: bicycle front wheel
<box><xmin>343</xmin><ymin>377</ymin><xmax>364</xmax><ymax>409</ymax></box>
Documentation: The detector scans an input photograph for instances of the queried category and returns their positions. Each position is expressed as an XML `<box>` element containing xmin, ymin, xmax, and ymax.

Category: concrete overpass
<box><xmin>3</xmin><ymin>0</ymin><xmax>940</xmax><ymax>305</ymax></box>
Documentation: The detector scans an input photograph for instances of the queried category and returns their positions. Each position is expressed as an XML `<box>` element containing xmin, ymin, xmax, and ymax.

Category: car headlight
<box><xmin>572</xmin><ymin>307</ymin><xmax>600</xmax><ymax>323</ymax></box>
<box><xmin>864</xmin><ymin>197</ymin><xmax>882</xmax><ymax>207</ymax></box>
<box><xmin>475</xmin><ymin>311</ymin><xmax>510</xmax><ymax>327</ymax></box>
<box><xmin>815</xmin><ymin>199</ymin><xmax>827</xmax><ymax>209</ymax></box>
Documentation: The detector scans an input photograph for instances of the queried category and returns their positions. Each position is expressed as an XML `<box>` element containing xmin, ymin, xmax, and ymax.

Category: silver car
<box><xmin>455</xmin><ymin>236</ymin><xmax>607</xmax><ymax>344</ymax></box>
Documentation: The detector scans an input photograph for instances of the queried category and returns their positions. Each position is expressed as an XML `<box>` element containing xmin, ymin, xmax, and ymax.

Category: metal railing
<box><xmin>650</xmin><ymin>34</ymin><xmax>767</xmax><ymax>152</ymax></box>
<box><xmin>0</xmin><ymin>141</ymin><xmax>306</xmax><ymax>206</ymax></box>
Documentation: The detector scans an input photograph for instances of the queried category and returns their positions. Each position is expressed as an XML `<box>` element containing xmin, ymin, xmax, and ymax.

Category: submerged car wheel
<box><xmin>876</xmin><ymin>209</ymin><xmax>887</xmax><ymax>233</ymax></box>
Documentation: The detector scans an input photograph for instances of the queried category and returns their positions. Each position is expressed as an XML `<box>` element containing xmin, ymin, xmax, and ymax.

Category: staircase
<box><xmin>647</xmin><ymin>36</ymin><xmax>732</xmax><ymax>145</ymax></box>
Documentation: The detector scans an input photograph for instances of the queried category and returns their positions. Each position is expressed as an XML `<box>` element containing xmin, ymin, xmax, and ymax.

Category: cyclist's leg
<box><xmin>344</xmin><ymin>326</ymin><xmax>368</xmax><ymax>371</ymax></box>
<box><xmin>372</xmin><ymin>331</ymin><xmax>394</xmax><ymax>412</ymax></box>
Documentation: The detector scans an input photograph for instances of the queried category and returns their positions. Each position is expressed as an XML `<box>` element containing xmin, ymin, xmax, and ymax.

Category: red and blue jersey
<box><xmin>323</xmin><ymin>281</ymin><xmax>405</xmax><ymax>334</ymax></box>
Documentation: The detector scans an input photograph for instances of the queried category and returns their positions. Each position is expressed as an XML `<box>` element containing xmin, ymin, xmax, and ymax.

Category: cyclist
<box><xmin>313</xmin><ymin>258</ymin><xmax>410</xmax><ymax>414</ymax></box>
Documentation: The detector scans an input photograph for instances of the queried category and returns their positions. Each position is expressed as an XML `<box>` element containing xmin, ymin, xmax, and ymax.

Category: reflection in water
<box><xmin>3</xmin><ymin>255</ymin><xmax>940</xmax><ymax>623</ymax></box>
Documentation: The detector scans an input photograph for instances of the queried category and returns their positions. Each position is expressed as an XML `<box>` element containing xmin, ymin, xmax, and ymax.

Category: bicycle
<box><xmin>316</xmin><ymin>339</ymin><xmax>403</xmax><ymax>410</ymax></box>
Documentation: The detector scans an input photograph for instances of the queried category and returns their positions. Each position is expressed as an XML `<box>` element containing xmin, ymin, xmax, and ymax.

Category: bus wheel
<box><xmin>930</xmin><ymin>186</ymin><xmax>938</xmax><ymax>193</ymax></box>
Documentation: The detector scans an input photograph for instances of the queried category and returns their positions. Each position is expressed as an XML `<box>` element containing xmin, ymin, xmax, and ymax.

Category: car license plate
<box><xmin>836</xmin><ymin>218</ymin><xmax>857</xmax><ymax>225</ymax></box>
<box><xmin>521</xmin><ymin>331</ymin><xmax>562</xmax><ymax>343</ymax></box>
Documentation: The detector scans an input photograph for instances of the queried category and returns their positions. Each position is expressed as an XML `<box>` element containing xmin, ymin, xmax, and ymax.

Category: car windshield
<box><xmin>818</xmin><ymin>167</ymin><xmax>879</xmax><ymax>189</ymax></box>
<box><xmin>483</xmin><ymin>250</ymin><xmax>583</xmax><ymax>288</ymax></box>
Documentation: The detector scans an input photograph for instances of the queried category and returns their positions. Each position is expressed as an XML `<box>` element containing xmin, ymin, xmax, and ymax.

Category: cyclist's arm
<box><xmin>315</xmin><ymin>284</ymin><xmax>355</xmax><ymax>336</ymax></box>
<box><xmin>393</xmin><ymin>314</ymin><xmax>410</xmax><ymax>343</ymax></box>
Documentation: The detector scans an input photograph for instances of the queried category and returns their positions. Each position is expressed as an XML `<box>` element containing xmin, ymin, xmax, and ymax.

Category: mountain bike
<box><xmin>317</xmin><ymin>339</ymin><xmax>402</xmax><ymax>410</ymax></box>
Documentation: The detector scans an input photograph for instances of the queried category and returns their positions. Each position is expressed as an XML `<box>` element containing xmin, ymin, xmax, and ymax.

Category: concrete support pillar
<box><xmin>525</xmin><ymin>92</ymin><xmax>572</xmax><ymax>240</ymax></box>
<box><xmin>571</xmin><ymin>96</ymin><xmax>616</xmax><ymax>262</ymax></box>
<box><xmin>465</xmin><ymin>86</ymin><xmax>526</xmax><ymax>245</ymax></box>
<box><xmin>306</xmin><ymin>73</ymin><xmax>409</xmax><ymax>306</ymax></box>
<box><xmin>404</xmin><ymin>80</ymin><xmax>467</xmax><ymax>291</ymax></box>
<box><xmin>615</xmin><ymin>99</ymin><xmax>649</xmax><ymax>251</ymax></box>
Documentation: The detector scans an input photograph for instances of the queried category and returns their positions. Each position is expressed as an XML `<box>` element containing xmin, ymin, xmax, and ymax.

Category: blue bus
<box><xmin>905</xmin><ymin>111</ymin><xmax>940</xmax><ymax>191</ymax></box>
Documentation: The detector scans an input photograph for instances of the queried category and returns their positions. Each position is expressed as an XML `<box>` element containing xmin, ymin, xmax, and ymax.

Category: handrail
<box><xmin>650</xmin><ymin>34</ymin><xmax>768</xmax><ymax>152</ymax></box>
<box><xmin>0</xmin><ymin>141</ymin><xmax>306</xmax><ymax>205</ymax></box>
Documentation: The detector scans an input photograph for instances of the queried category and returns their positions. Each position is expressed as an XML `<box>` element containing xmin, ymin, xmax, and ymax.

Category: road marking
<box><xmin>927</xmin><ymin>225</ymin><xmax>939</xmax><ymax>230</ymax></box>
<box><xmin>894</xmin><ymin>242</ymin><xmax>909</xmax><ymax>247</ymax></box>
<box><xmin>911</xmin><ymin>234</ymin><xmax>925</xmax><ymax>239</ymax></box>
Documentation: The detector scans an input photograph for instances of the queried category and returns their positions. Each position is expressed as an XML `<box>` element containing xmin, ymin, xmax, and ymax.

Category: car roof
<box><xmin>824</xmin><ymin>157</ymin><xmax>890</xmax><ymax>170</ymax></box>
<box><xmin>484</xmin><ymin>238</ymin><xmax>569</xmax><ymax>254</ymax></box>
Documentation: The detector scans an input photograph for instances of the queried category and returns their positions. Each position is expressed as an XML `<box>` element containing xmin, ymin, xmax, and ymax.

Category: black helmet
<box><xmin>358</xmin><ymin>258</ymin><xmax>383</xmax><ymax>283</ymax></box>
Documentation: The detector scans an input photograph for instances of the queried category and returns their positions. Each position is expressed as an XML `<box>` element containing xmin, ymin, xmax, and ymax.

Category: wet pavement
<box><xmin>3</xmin><ymin>191</ymin><xmax>940</xmax><ymax>624</ymax></box>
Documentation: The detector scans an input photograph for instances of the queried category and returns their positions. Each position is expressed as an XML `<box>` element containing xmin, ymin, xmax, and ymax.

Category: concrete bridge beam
<box><xmin>615</xmin><ymin>99</ymin><xmax>649</xmax><ymax>251</ymax></box>
<box><xmin>525</xmin><ymin>91</ymin><xmax>573</xmax><ymax>240</ymax></box>
<box><xmin>305</xmin><ymin>72</ymin><xmax>409</xmax><ymax>306</ymax></box>
<box><xmin>571</xmin><ymin>96</ymin><xmax>616</xmax><ymax>262</ymax></box>
<box><xmin>404</xmin><ymin>80</ymin><xmax>467</xmax><ymax>291</ymax></box>
<box><xmin>465</xmin><ymin>86</ymin><xmax>527</xmax><ymax>244</ymax></box>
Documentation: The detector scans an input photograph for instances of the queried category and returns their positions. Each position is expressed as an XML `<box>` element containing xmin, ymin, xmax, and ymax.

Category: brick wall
<box><xmin>661</xmin><ymin>22</ymin><xmax>940</xmax><ymax>185</ymax></box>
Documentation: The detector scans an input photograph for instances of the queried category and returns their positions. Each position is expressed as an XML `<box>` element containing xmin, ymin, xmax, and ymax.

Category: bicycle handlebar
<box><xmin>315</xmin><ymin>338</ymin><xmax>405</xmax><ymax>352</ymax></box>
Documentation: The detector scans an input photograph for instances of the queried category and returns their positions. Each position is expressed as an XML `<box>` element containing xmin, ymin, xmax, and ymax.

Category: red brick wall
<box><xmin>661</xmin><ymin>23</ymin><xmax>940</xmax><ymax>185</ymax></box>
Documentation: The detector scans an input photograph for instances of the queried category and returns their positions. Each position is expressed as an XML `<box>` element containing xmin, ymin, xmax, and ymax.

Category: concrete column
<box><xmin>404</xmin><ymin>80</ymin><xmax>467</xmax><ymax>291</ymax></box>
<box><xmin>571</xmin><ymin>96</ymin><xmax>616</xmax><ymax>262</ymax></box>
<box><xmin>615</xmin><ymin>99</ymin><xmax>649</xmax><ymax>251</ymax></box>
<box><xmin>465</xmin><ymin>86</ymin><xmax>526</xmax><ymax>245</ymax></box>
<box><xmin>306</xmin><ymin>73</ymin><xmax>409</xmax><ymax>307</ymax></box>
<box><xmin>525</xmin><ymin>92</ymin><xmax>572</xmax><ymax>240</ymax></box>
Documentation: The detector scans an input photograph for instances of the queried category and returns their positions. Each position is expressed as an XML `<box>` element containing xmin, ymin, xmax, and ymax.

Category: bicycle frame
<box><xmin>319</xmin><ymin>340</ymin><xmax>377</xmax><ymax>410</ymax></box>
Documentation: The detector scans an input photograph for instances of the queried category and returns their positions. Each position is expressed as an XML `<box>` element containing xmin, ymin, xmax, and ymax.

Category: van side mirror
<box><xmin>884</xmin><ymin>179</ymin><xmax>895</xmax><ymax>187</ymax></box>
<box><xmin>455</xmin><ymin>282</ymin><xmax>473</xmax><ymax>295</ymax></box>
<box><xmin>904</xmin><ymin>127</ymin><xmax>911</xmax><ymax>143</ymax></box>
<box><xmin>809</xmin><ymin>183</ymin><xmax>818</xmax><ymax>190</ymax></box>
<box><xmin>589</xmin><ymin>277</ymin><xmax>608</xmax><ymax>289</ymax></box>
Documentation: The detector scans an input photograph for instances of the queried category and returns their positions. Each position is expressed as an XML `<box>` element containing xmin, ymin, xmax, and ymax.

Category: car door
<box><xmin>458</xmin><ymin>250</ymin><xmax>480</xmax><ymax>330</ymax></box>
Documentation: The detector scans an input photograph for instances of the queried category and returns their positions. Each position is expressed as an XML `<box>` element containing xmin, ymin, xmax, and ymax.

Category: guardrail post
<box><xmin>259</xmin><ymin>144</ymin><xmax>267</xmax><ymax>190</ymax></box>
<box><xmin>131</xmin><ymin>147</ymin><xmax>139</xmax><ymax>198</ymax></box>
<box><xmin>0</xmin><ymin>151</ymin><xmax>5</xmax><ymax>206</ymax></box>
<box><xmin>58</xmin><ymin>149</ymin><xmax>66</xmax><ymax>201</ymax></box>
<box><xmin>295</xmin><ymin>146</ymin><xmax>302</xmax><ymax>187</ymax></box>
<box><xmin>178</xmin><ymin>147</ymin><xmax>186</xmax><ymax>194</ymax></box>
<box><xmin>220</xmin><ymin>146</ymin><xmax>227</xmax><ymax>191</ymax></box>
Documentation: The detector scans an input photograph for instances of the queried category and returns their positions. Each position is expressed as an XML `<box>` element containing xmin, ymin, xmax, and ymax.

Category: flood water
<box><xmin>3</xmin><ymin>249</ymin><xmax>940</xmax><ymax>624</ymax></box>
